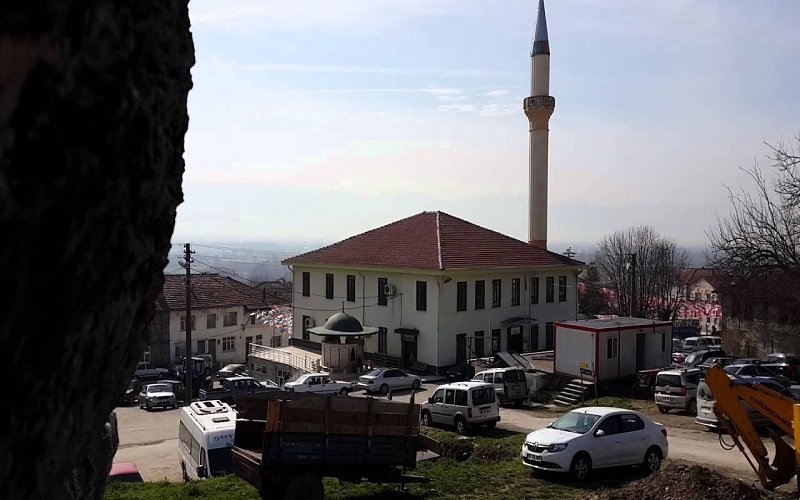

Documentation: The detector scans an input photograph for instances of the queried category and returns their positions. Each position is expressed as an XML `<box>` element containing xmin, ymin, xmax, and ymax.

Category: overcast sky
<box><xmin>175</xmin><ymin>0</ymin><xmax>800</xmax><ymax>253</ymax></box>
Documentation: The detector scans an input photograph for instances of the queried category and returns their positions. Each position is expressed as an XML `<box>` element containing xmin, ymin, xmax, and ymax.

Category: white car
<box><xmin>521</xmin><ymin>407</ymin><xmax>668</xmax><ymax>481</ymax></box>
<box><xmin>283</xmin><ymin>373</ymin><xmax>352</xmax><ymax>395</ymax></box>
<box><xmin>138</xmin><ymin>383</ymin><xmax>177</xmax><ymax>410</ymax></box>
<box><xmin>357</xmin><ymin>368</ymin><xmax>421</xmax><ymax>394</ymax></box>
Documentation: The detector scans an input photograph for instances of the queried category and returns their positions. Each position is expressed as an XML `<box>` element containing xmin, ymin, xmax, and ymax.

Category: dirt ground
<box><xmin>588</xmin><ymin>461</ymin><xmax>796</xmax><ymax>500</ymax></box>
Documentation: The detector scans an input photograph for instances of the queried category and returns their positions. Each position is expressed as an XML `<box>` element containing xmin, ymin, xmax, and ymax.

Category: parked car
<box><xmin>445</xmin><ymin>363</ymin><xmax>476</xmax><ymax>382</ymax></box>
<box><xmin>216</xmin><ymin>364</ymin><xmax>247</xmax><ymax>379</ymax></box>
<box><xmin>120</xmin><ymin>378</ymin><xmax>143</xmax><ymax>406</ymax></box>
<box><xmin>733</xmin><ymin>358</ymin><xmax>761</xmax><ymax>365</ymax></box>
<box><xmin>420</xmin><ymin>381</ymin><xmax>500</xmax><ymax>434</ymax></box>
<box><xmin>672</xmin><ymin>352</ymin><xmax>686</xmax><ymax>365</ymax></box>
<box><xmin>683</xmin><ymin>349</ymin><xmax>727</xmax><ymax>368</ymax></box>
<box><xmin>759</xmin><ymin>353</ymin><xmax>800</xmax><ymax>382</ymax></box>
<box><xmin>357</xmin><ymin>368</ymin><xmax>421</xmax><ymax>394</ymax></box>
<box><xmin>283</xmin><ymin>373</ymin><xmax>353</xmax><ymax>395</ymax></box>
<box><xmin>654</xmin><ymin>368</ymin><xmax>702</xmax><ymax>414</ymax></box>
<box><xmin>696</xmin><ymin>357</ymin><xmax>735</xmax><ymax>371</ymax></box>
<box><xmin>472</xmin><ymin>368</ymin><xmax>529</xmax><ymax>406</ymax></box>
<box><xmin>108</xmin><ymin>462</ymin><xmax>144</xmax><ymax>483</ymax></box>
<box><xmin>133</xmin><ymin>362</ymin><xmax>170</xmax><ymax>380</ymax></box>
<box><xmin>521</xmin><ymin>407</ymin><xmax>668</xmax><ymax>481</ymax></box>
<box><xmin>696</xmin><ymin>377</ymin><xmax>793</xmax><ymax>429</ymax></box>
<box><xmin>200</xmin><ymin>375</ymin><xmax>281</xmax><ymax>403</ymax></box>
<box><xmin>138</xmin><ymin>383</ymin><xmax>177</xmax><ymax>410</ymax></box>
<box><xmin>723</xmin><ymin>364</ymin><xmax>792</xmax><ymax>387</ymax></box>
<box><xmin>156</xmin><ymin>379</ymin><xmax>187</xmax><ymax>403</ymax></box>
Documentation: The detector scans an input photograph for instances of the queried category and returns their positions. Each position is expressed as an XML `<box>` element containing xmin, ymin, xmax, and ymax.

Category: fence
<box><xmin>248</xmin><ymin>343</ymin><xmax>318</xmax><ymax>373</ymax></box>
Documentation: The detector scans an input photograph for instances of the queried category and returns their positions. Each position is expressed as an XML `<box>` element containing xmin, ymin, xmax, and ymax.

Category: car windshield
<box><xmin>471</xmin><ymin>387</ymin><xmax>495</xmax><ymax>405</ymax></box>
<box><xmin>221</xmin><ymin>365</ymin><xmax>240</xmax><ymax>372</ymax></box>
<box><xmin>656</xmin><ymin>374</ymin><xmax>681</xmax><ymax>387</ymax></box>
<box><xmin>504</xmin><ymin>370</ymin><xmax>526</xmax><ymax>383</ymax></box>
<box><xmin>684</xmin><ymin>340</ymin><xmax>696</xmax><ymax>347</ymax></box>
<box><xmin>685</xmin><ymin>353</ymin><xmax>701</xmax><ymax>364</ymax></box>
<box><xmin>147</xmin><ymin>384</ymin><xmax>170</xmax><ymax>393</ymax></box>
<box><xmin>366</xmin><ymin>369</ymin><xmax>385</xmax><ymax>377</ymax></box>
<box><xmin>549</xmin><ymin>412</ymin><xmax>601</xmax><ymax>434</ymax></box>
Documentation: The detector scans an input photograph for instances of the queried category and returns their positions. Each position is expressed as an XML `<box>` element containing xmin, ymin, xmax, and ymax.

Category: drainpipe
<box><xmin>358</xmin><ymin>272</ymin><xmax>366</xmax><ymax>324</ymax></box>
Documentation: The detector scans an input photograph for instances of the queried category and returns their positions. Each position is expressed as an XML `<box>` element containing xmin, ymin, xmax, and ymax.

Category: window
<box><xmin>606</xmin><ymin>336</ymin><xmax>618</xmax><ymax>359</ymax></box>
<box><xmin>531</xmin><ymin>277</ymin><xmax>539</xmax><ymax>304</ymax></box>
<box><xmin>546</xmin><ymin>277</ymin><xmax>554</xmax><ymax>303</ymax></box>
<box><xmin>545</xmin><ymin>323</ymin><xmax>554</xmax><ymax>349</ymax></box>
<box><xmin>255</xmin><ymin>334</ymin><xmax>263</xmax><ymax>345</ymax></box>
<box><xmin>454</xmin><ymin>390</ymin><xmax>468</xmax><ymax>406</ymax></box>
<box><xmin>511</xmin><ymin>278</ymin><xmax>520</xmax><ymax>306</ymax></box>
<box><xmin>491</xmin><ymin>329</ymin><xmax>501</xmax><ymax>354</ymax></box>
<box><xmin>207</xmin><ymin>313</ymin><xmax>216</xmax><ymax>329</ymax></box>
<box><xmin>377</xmin><ymin>327</ymin><xmax>387</xmax><ymax>354</ymax></box>
<box><xmin>456</xmin><ymin>282</ymin><xmax>467</xmax><ymax>311</ymax></box>
<box><xmin>474</xmin><ymin>331</ymin><xmax>485</xmax><ymax>358</ymax></box>
<box><xmin>223</xmin><ymin>311</ymin><xmax>237</xmax><ymax>327</ymax></box>
<box><xmin>495</xmin><ymin>371</ymin><xmax>504</xmax><ymax>384</ymax></box>
<box><xmin>302</xmin><ymin>272</ymin><xmax>310</xmax><ymax>297</ymax></box>
<box><xmin>597</xmin><ymin>415</ymin><xmax>621</xmax><ymax>436</ymax></box>
<box><xmin>180</xmin><ymin>315</ymin><xmax>196</xmax><ymax>331</ymax></box>
<box><xmin>472</xmin><ymin>387</ymin><xmax>495</xmax><ymax>405</ymax></box>
<box><xmin>325</xmin><ymin>273</ymin><xmax>334</xmax><ymax>299</ymax></box>
<box><xmin>302</xmin><ymin>315</ymin><xmax>310</xmax><ymax>340</ymax></box>
<box><xmin>475</xmin><ymin>280</ymin><xmax>485</xmax><ymax>310</ymax></box>
<box><xmin>433</xmin><ymin>389</ymin><xmax>444</xmax><ymax>404</ymax></box>
<box><xmin>270</xmin><ymin>336</ymin><xmax>281</xmax><ymax>347</ymax></box>
<box><xmin>445</xmin><ymin>389</ymin><xmax>455</xmax><ymax>405</ymax></box>
<box><xmin>378</xmin><ymin>277</ymin><xmax>388</xmax><ymax>306</ymax></box>
<box><xmin>492</xmin><ymin>279</ymin><xmax>502</xmax><ymax>308</ymax></box>
<box><xmin>140</xmin><ymin>345</ymin><xmax>151</xmax><ymax>363</ymax></box>
<box><xmin>531</xmin><ymin>324</ymin><xmax>539</xmax><ymax>351</ymax></box>
<box><xmin>222</xmin><ymin>336</ymin><xmax>235</xmax><ymax>352</ymax></box>
<box><xmin>620</xmin><ymin>414</ymin><xmax>645</xmax><ymax>432</ymax></box>
<box><xmin>416</xmin><ymin>281</ymin><xmax>427</xmax><ymax>311</ymax></box>
<box><xmin>558</xmin><ymin>276</ymin><xmax>567</xmax><ymax>302</ymax></box>
<box><xmin>660</xmin><ymin>332</ymin><xmax>665</xmax><ymax>352</ymax></box>
<box><xmin>346</xmin><ymin>274</ymin><xmax>356</xmax><ymax>302</ymax></box>
<box><xmin>245</xmin><ymin>336</ymin><xmax>253</xmax><ymax>354</ymax></box>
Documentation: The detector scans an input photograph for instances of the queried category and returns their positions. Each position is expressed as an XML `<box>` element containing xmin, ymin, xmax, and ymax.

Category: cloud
<box><xmin>200</xmin><ymin>60</ymin><xmax>510</xmax><ymax>79</ymax></box>
<box><xmin>436</xmin><ymin>104</ymin><xmax>479</xmax><ymax>113</ymax></box>
<box><xmin>484</xmin><ymin>89</ymin><xmax>511</xmax><ymax>99</ymax></box>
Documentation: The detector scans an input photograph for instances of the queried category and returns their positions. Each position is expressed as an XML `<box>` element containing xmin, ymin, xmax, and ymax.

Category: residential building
<box><xmin>675</xmin><ymin>268</ymin><xmax>724</xmax><ymax>335</ymax></box>
<box><xmin>146</xmin><ymin>273</ymin><xmax>283</xmax><ymax>368</ymax></box>
<box><xmin>282</xmin><ymin>211</ymin><xmax>582</xmax><ymax>373</ymax></box>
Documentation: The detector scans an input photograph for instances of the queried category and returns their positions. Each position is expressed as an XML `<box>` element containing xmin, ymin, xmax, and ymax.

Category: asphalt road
<box><xmin>113</xmin><ymin>384</ymin><xmax>776</xmax><ymax>483</ymax></box>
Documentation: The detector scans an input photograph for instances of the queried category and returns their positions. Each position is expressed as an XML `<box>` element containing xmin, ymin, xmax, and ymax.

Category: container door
<box><xmin>636</xmin><ymin>334</ymin><xmax>645</xmax><ymax>371</ymax></box>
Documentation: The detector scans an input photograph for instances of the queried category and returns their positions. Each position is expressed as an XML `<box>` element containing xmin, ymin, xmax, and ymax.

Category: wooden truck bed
<box><xmin>232</xmin><ymin>393</ymin><xmax>425</xmax><ymax>497</ymax></box>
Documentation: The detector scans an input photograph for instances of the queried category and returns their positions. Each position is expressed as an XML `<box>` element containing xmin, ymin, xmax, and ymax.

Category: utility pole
<box><xmin>629</xmin><ymin>253</ymin><xmax>637</xmax><ymax>317</ymax></box>
<box><xmin>183</xmin><ymin>243</ymin><xmax>194</xmax><ymax>405</ymax></box>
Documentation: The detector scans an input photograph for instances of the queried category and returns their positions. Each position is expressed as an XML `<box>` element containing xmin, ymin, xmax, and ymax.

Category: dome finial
<box><xmin>532</xmin><ymin>0</ymin><xmax>549</xmax><ymax>56</ymax></box>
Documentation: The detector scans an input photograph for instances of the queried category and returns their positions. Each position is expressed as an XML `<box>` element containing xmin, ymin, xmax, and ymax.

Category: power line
<box><xmin>175</xmin><ymin>243</ymin><xmax>299</xmax><ymax>257</ymax></box>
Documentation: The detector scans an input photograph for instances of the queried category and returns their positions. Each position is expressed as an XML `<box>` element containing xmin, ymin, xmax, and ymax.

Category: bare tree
<box><xmin>595</xmin><ymin>226</ymin><xmax>689</xmax><ymax>320</ymax></box>
<box><xmin>708</xmin><ymin>137</ymin><xmax>800</xmax><ymax>279</ymax></box>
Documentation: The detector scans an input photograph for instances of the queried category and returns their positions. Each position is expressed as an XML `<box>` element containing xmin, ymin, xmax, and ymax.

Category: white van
<box><xmin>178</xmin><ymin>400</ymin><xmax>236</xmax><ymax>481</ymax></box>
<box><xmin>472</xmin><ymin>368</ymin><xmax>529</xmax><ymax>406</ymax></box>
<box><xmin>421</xmin><ymin>381</ymin><xmax>500</xmax><ymax>434</ymax></box>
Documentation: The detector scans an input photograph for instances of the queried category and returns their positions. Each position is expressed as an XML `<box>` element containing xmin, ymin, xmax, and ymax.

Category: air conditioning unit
<box><xmin>383</xmin><ymin>283</ymin><xmax>397</xmax><ymax>297</ymax></box>
<box><xmin>304</xmin><ymin>317</ymin><xmax>316</xmax><ymax>328</ymax></box>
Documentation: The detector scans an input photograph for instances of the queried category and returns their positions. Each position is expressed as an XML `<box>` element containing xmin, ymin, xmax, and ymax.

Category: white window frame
<box><xmin>222</xmin><ymin>336</ymin><xmax>236</xmax><ymax>352</ymax></box>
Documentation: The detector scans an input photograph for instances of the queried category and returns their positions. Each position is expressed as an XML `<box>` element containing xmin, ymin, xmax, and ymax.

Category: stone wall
<box><xmin>0</xmin><ymin>1</ymin><xmax>193</xmax><ymax>498</ymax></box>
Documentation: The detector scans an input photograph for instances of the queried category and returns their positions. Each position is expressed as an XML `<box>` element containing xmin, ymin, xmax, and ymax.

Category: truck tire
<box><xmin>283</xmin><ymin>473</ymin><xmax>323</xmax><ymax>500</ymax></box>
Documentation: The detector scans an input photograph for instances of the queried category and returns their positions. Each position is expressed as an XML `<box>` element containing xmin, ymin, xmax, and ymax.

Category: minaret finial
<box><xmin>532</xmin><ymin>0</ymin><xmax>549</xmax><ymax>56</ymax></box>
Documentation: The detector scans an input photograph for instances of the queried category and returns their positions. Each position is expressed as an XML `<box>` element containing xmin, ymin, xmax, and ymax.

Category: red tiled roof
<box><xmin>283</xmin><ymin>211</ymin><xmax>582</xmax><ymax>271</ymax></box>
<box><xmin>156</xmin><ymin>274</ymin><xmax>277</xmax><ymax>311</ymax></box>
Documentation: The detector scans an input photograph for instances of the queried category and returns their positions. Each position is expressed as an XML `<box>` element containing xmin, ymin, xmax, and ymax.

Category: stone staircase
<box><xmin>553</xmin><ymin>378</ymin><xmax>596</xmax><ymax>406</ymax></box>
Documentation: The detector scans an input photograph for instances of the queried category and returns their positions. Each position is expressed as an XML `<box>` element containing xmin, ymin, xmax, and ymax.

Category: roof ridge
<box><xmin>435</xmin><ymin>211</ymin><xmax>443</xmax><ymax>270</ymax></box>
<box><xmin>286</xmin><ymin>211</ymin><xmax>433</xmax><ymax>262</ymax></box>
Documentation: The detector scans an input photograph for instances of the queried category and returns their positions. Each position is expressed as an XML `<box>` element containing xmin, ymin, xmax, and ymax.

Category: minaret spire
<box><xmin>532</xmin><ymin>0</ymin><xmax>549</xmax><ymax>56</ymax></box>
<box><xmin>525</xmin><ymin>0</ymin><xmax>555</xmax><ymax>249</ymax></box>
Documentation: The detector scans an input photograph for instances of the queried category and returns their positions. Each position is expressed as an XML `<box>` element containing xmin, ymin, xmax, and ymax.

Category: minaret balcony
<box><xmin>524</xmin><ymin>95</ymin><xmax>555</xmax><ymax>112</ymax></box>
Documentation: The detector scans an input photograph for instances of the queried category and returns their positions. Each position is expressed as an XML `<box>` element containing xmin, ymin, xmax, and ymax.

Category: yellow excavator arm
<box><xmin>704</xmin><ymin>364</ymin><xmax>797</xmax><ymax>489</ymax></box>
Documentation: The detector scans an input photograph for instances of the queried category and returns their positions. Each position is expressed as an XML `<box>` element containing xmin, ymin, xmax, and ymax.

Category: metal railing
<box><xmin>248</xmin><ymin>343</ymin><xmax>318</xmax><ymax>373</ymax></box>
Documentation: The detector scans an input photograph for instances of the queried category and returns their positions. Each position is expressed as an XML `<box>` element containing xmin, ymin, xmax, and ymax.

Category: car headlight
<box><xmin>548</xmin><ymin>443</ymin><xmax>568</xmax><ymax>452</ymax></box>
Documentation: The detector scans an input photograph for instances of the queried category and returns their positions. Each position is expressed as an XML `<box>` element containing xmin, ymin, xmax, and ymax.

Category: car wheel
<box><xmin>421</xmin><ymin>410</ymin><xmax>432</xmax><ymax>426</ymax></box>
<box><xmin>412</xmin><ymin>379</ymin><xmax>421</xmax><ymax>390</ymax></box>
<box><xmin>455</xmin><ymin>416</ymin><xmax>467</xmax><ymax>435</ymax></box>
<box><xmin>570</xmin><ymin>453</ymin><xmax>592</xmax><ymax>481</ymax></box>
<box><xmin>643</xmin><ymin>446</ymin><xmax>661</xmax><ymax>474</ymax></box>
<box><xmin>513</xmin><ymin>399</ymin><xmax>524</xmax><ymax>408</ymax></box>
<box><xmin>338</xmin><ymin>388</ymin><xmax>348</xmax><ymax>396</ymax></box>
<box><xmin>687</xmin><ymin>398</ymin><xmax>697</xmax><ymax>415</ymax></box>
<box><xmin>658</xmin><ymin>406</ymin><xmax>669</xmax><ymax>414</ymax></box>
<box><xmin>380</xmin><ymin>384</ymin><xmax>389</xmax><ymax>394</ymax></box>
<box><xmin>485</xmin><ymin>421</ymin><xmax>497</xmax><ymax>429</ymax></box>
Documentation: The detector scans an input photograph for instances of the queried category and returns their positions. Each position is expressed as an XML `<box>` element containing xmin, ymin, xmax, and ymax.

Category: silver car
<box><xmin>357</xmin><ymin>368</ymin><xmax>421</xmax><ymax>394</ymax></box>
<box><xmin>138</xmin><ymin>383</ymin><xmax>177</xmax><ymax>410</ymax></box>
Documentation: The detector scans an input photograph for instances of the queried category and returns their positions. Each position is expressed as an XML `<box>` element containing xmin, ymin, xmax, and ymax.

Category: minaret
<box><xmin>525</xmin><ymin>0</ymin><xmax>555</xmax><ymax>249</ymax></box>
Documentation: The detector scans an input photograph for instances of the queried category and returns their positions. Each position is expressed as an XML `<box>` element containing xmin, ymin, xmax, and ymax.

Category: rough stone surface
<box><xmin>0</xmin><ymin>1</ymin><xmax>193</xmax><ymax>498</ymax></box>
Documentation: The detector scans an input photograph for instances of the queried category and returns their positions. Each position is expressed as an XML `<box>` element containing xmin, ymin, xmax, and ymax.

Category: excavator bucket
<box><xmin>766</xmin><ymin>432</ymin><xmax>795</xmax><ymax>488</ymax></box>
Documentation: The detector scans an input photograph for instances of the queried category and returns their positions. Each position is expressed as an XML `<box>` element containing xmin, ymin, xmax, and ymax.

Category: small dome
<box><xmin>322</xmin><ymin>312</ymin><xmax>364</xmax><ymax>333</ymax></box>
<box><xmin>308</xmin><ymin>311</ymin><xmax>379</xmax><ymax>337</ymax></box>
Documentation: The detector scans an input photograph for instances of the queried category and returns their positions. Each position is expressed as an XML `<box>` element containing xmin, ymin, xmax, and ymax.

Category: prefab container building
<box><xmin>554</xmin><ymin>317</ymin><xmax>673</xmax><ymax>381</ymax></box>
